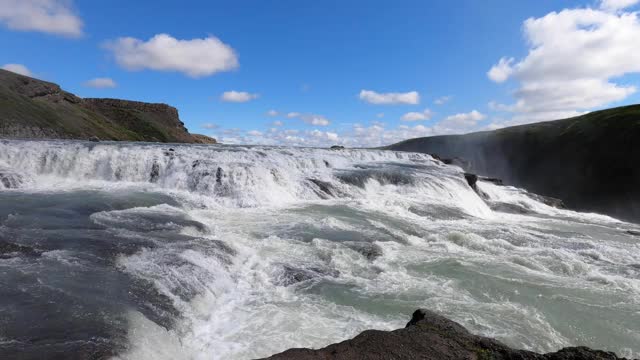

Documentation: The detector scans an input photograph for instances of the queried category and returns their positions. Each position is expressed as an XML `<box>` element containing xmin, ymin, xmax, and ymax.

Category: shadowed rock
<box><xmin>479</xmin><ymin>176</ymin><xmax>504</xmax><ymax>185</ymax></box>
<box><xmin>464</xmin><ymin>173</ymin><xmax>478</xmax><ymax>188</ymax></box>
<box><xmin>264</xmin><ymin>309</ymin><xmax>629</xmax><ymax>360</ymax></box>
<box><xmin>309</xmin><ymin>178</ymin><xmax>336</xmax><ymax>198</ymax></box>
<box><xmin>0</xmin><ymin>240</ymin><xmax>41</xmax><ymax>259</ymax></box>
<box><xmin>342</xmin><ymin>241</ymin><xmax>383</xmax><ymax>261</ymax></box>
<box><xmin>278</xmin><ymin>265</ymin><xmax>340</xmax><ymax>286</ymax></box>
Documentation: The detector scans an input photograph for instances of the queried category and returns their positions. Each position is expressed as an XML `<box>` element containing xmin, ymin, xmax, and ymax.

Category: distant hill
<box><xmin>0</xmin><ymin>69</ymin><xmax>216</xmax><ymax>144</ymax></box>
<box><xmin>386</xmin><ymin>105</ymin><xmax>640</xmax><ymax>222</ymax></box>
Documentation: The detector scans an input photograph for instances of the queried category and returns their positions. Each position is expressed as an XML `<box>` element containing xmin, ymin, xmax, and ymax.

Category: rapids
<box><xmin>0</xmin><ymin>139</ymin><xmax>638</xmax><ymax>359</ymax></box>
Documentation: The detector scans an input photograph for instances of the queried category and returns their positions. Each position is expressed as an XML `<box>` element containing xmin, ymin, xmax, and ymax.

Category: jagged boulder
<box><xmin>264</xmin><ymin>309</ymin><xmax>629</xmax><ymax>360</ymax></box>
<box><xmin>464</xmin><ymin>173</ymin><xmax>478</xmax><ymax>188</ymax></box>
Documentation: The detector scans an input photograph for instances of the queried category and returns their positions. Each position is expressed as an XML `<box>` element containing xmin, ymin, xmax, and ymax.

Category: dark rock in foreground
<box><xmin>264</xmin><ymin>309</ymin><xmax>629</xmax><ymax>360</ymax></box>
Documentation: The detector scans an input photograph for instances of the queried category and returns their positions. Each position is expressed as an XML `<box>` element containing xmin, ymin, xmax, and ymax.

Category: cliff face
<box><xmin>0</xmin><ymin>69</ymin><xmax>216</xmax><ymax>144</ymax></box>
<box><xmin>82</xmin><ymin>98</ymin><xmax>194</xmax><ymax>143</ymax></box>
<box><xmin>387</xmin><ymin>105</ymin><xmax>640</xmax><ymax>222</ymax></box>
<box><xmin>265</xmin><ymin>309</ymin><xmax>628</xmax><ymax>360</ymax></box>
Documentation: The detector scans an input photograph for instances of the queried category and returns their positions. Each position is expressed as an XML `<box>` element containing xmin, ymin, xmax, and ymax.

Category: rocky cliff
<box><xmin>265</xmin><ymin>309</ymin><xmax>630</xmax><ymax>359</ymax></box>
<box><xmin>0</xmin><ymin>69</ymin><xmax>216</xmax><ymax>144</ymax></box>
<box><xmin>386</xmin><ymin>105</ymin><xmax>640</xmax><ymax>222</ymax></box>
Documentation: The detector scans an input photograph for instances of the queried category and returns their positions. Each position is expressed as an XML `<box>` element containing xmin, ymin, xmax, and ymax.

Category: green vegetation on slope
<box><xmin>0</xmin><ymin>69</ymin><xmax>216</xmax><ymax>144</ymax></box>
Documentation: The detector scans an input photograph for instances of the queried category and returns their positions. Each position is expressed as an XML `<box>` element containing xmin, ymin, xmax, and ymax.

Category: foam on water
<box><xmin>0</xmin><ymin>139</ymin><xmax>639</xmax><ymax>359</ymax></box>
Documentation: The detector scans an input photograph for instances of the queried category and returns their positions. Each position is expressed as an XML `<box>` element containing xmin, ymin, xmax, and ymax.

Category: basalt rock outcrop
<box><xmin>0</xmin><ymin>69</ymin><xmax>216</xmax><ymax>144</ymax></box>
<box><xmin>264</xmin><ymin>309</ymin><xmax>631</xmax><ymax>360</ymax></box>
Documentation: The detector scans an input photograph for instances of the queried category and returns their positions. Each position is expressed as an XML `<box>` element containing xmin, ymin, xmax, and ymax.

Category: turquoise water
<box><xmin>0</xmin><ymin>139</ymin><xmax>638</xmax><ymax>359</ymax></box>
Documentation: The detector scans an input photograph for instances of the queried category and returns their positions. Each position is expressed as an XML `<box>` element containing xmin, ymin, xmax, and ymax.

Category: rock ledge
<box><xmin>263</xmin><ymin>309</ymin><xmax>631</xmax><ymax>360</ymax></box>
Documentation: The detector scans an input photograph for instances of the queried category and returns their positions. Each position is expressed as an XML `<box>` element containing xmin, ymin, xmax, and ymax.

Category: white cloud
<box><xmin>401</xmin><ymin>108</ymin><xmax>433</xmax><ymax>121</ymax></box>
<box><xmin>84</xmin><ymin>77</ymin><xmax>117</xmax><ymax>89</ymax></box>
<box><xmin>201</xmin><ymin>123</ymin><xmax>219</xmax><ymax>129</ymax></box>
<box><xmin>359</xmin><ymin>90</ymin><xmax>420</xmax><ymax>105</ymax></box>
<box><xmin>2</xmin><ymin>63</ymin><xmax>32</xmax><ymax>76</ymax></box>
<box><xmin>271</xmin><ymin>120</ymin><xmax>284</xmax><ymax>126</ymax></box>
<box><xmin>105</xmin><ymin>34</ymin><xmax>238</xmax><ymax>78</ymax></box>
<box><xmin>441</xmin><ymin>110</ymin><xmax>486</xmax><ymax>129</ymax></box>
<box><xmin>220</xmin><ymin>91</ymin><xmax>259</xmax><ymax>103</ymax></box>
<box><xmin>488</xmin><ymin>2</ymin><xmax>640</xmax><ymax>125</ymax></box>
<box><xmin>487</xmin><ymin>57</ymin><xmax>514</xmax><ymax>83</ymax></box>
<box><xmin>300</xmin><ymin>114</ymin><xmax>330</xmax><ymax>126</ymax></box>
<box><xmin>434</xmin><ymin>96</ymin><xmax>452</xmax><ymax>105</ymax></box>
<box><xmin>376</xmin><ymin>113</ymin><xmax>385</xmax><ymax>118</ymax></box>
<box><xmin>0</xmin><ymin>0</ymin><xmax>83</xmax><ymax>37</ymax></box>
<box><xmin>266</xmin><ymin>109</ymin><xmax>279</xmax><ymax>117</ymax></box>
<box><xmin>278</xmin><ymin>112</ymin><xmax>331</xmax><ymax>126</ymax></box>
<box><xmin>210</xmin><ymin>117</ymin><xmax>495</xmax><ymax>148</ymax></box>
<box><xmin>600</xmin><ymin>0</ymin><xmax>639</xmax><ymax>12</ymax></box>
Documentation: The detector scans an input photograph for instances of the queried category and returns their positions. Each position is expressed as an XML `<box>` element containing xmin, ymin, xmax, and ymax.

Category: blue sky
<box><xmin>2</xmin><ymin>0</ymin><xmax>639</xmax><ymax>146</ymax></box>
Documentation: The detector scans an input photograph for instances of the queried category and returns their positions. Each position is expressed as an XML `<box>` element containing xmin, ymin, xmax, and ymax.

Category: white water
<box><xmin>0</xmin><ymin>139</ymin><xmax>639</xmax><ymax>359</ymax></box>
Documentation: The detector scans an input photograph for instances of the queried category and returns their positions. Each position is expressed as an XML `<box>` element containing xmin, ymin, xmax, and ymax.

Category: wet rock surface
<box><xmin>278</xmin><ymin>265</ymin><xmax>340</xmax><ymax>286</ymax></box>
<box><xmin>264</xmin><ymin>309</ymin><xmax>631</xmax><ymax>360</ymax></box>
<box><xmin>0</xmin><ymin>240</ymin><xmax>41</xmax><ymax>259</ymax></box>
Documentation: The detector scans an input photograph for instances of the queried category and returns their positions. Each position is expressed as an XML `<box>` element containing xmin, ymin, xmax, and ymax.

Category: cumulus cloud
<box><xmin>434</xmin><ymin>96</ymin><xmax>452</xmax><ymax>105</ymax></box>
<box><xmin>84</xmin><ymin>77</ymin><xmax>117</xmax><ymax>89</ymax></box>
<box><xmin>359</xmin><ymin>90</ymin><xmax>420</xmax><ymax>105</ymax></box>
<box><xmin>600</xmin><ymin>0</ymin><xmax>639</xmax><ymax>12</ymax></box>
<box><xmin>271</xmin><ymin>120</ymin><xmax>284</xmax><ymax>126</ymax></box>
<box><xmin>201</xmin><ymin>123</ymin><xmax>219</xmax><ymax>129</ymax></box>
<box><xmin>376</xmin><ymin>113</ymin><xmax>385</xmax><ymax>118</ymax></box>
<box><xmin>487</xmin><ymin>57</ymin><xmax>514</xmax><ymax>83</ymax></box>
<box><xmin>440</xmin><ymin>110</ymin><xmax>486</xmax><ymax>129</ymax></box>
<box><xmin>300</xmin><ymin>114</ymin><xmax>330</xmax><ymax>126</ymax></box>
<box><xmin>488</xmin><ymin>1</ymin><xmax>640</xmax><ymax>124</ymax></box>
<box><xmin>0</xmin><ymin>0</ymin><xmax>83</xmax><ymax>37</ymax></box>
<box><xmin>220</xmin><ymin>91</ymin><xmax>259</xmax><ymax>103</ymax></box>
<box><xmin>401</xmin><ymin>108</ymin><xmax>433</xmax><ymax>121</ymax></box>
<box><xmin>274</xmin><ymin>112</ymin><xmax>331</xmax><ymax>126</ymax></box>
<box><xmin>266</xmin><ymin>109</ymin><xmax>279</xmax><ymax>117</ymax></box>
<box><xmin>212</xmin><ymin>116</ymin><xmax>495</xmax><ymax>148</ymax></box>
<box><xmin>2</xmin><ymin>63</ymin><xmax>32</xmax><ymax>76</ymax></box>
<box><xmin>105</xmin><ymin>34</ymin><xmax>238</xmax><ymax>78</ymax></box>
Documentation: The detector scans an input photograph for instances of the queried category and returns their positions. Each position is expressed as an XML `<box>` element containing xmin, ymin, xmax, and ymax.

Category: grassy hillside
<box><xmin>0</xmin><ymin>69</ymin><xmax>216</xmax><ymax>144</ymax></box>
<box><xmin>387</xmin><ymin>105</ymin><xmax>640</xmax><ymax>222</ymax></box>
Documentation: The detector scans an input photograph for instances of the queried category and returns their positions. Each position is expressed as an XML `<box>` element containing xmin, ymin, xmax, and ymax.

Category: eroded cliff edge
<box><xmin>0</xmin><ymin>69</ymin><xmax>216</xmax><ymax>144</ymax></box>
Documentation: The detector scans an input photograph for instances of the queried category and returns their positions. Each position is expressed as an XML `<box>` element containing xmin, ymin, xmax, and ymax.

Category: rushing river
<box><xmin>0</xmin><ymin>139</ymin><xmax>638</xmax><ymax>359</ymax></box>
